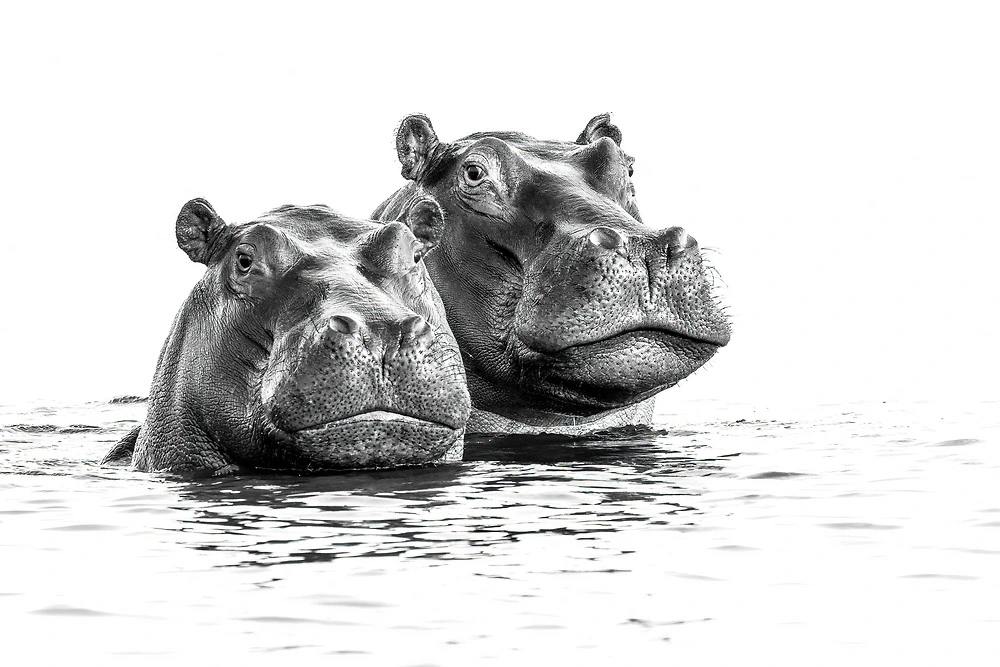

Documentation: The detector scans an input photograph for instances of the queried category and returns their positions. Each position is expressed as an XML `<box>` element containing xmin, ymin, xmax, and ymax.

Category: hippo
<box><xmin>102</xmin><ymin>198</ymin><xmax>470</xmax><ymax>475</ymax></box>
<box><xmin>373</xmin><ymin>113</ymin><xmax>730</xmax><ymax>435</ymax></box>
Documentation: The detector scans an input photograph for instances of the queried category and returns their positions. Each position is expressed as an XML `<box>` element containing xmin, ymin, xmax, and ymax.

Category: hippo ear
<box><xmin>396</xmin><ymin>114</ymin><xmax>439</xmax><ymax>182</ymax></box>
<box><xmin>576</xmin><ymin>113</ymin><xmax>623</xmax><ymax>146</ymax></box>
<box><xmin>403</xmin><ymin>196</ymin><xmax>446</xmax><ymax>254</ymax></box>
<box><xmin>176</xmin><ymin>198</ymin><xmax>228</xmax><ymax>264</ymax></box>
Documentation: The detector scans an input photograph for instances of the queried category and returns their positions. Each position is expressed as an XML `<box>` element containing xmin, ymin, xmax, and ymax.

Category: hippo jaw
<box><xmin>277</xmin><ymin>411</ymin><xmax>464</xmax><ymax>470</ymax></box>
<box><xmin>509</xmin><ymin>329</ymin><xmax>725</xmax><ymax>414</ymax></box>
<box><xmin>253</xmin><ymin>346</ymin><xmax>470</xmax><ymax>471</ymax></box>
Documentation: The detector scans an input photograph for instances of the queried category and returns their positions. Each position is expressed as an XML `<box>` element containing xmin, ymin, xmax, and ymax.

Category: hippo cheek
<box><xmin>513</xmin><ymin>240</ymin><xmax>645</xmax><ymax>353</ymax></box>
<box><xmin>522</xmin><ymin>331</ymin><xmax>722</xmax><ymax>413</ymax></box>
<box><xmin>261</xmin><ymin>331</ymin><xmax>378</xmax><ymax>433</ymax></box>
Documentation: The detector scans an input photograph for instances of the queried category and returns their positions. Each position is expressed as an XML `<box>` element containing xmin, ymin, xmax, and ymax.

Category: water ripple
<box><xmin>1</xmin><ymin>398</ymin><xmax>998</xmax><ymax>659</ymax></box>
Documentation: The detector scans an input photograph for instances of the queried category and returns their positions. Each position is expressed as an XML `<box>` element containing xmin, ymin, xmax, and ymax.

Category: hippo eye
<box><xmin>236</xmin><ymin>252</ymin><xmax>253</xmax><ymax>272</ymax></box>
<box><xmin>464</xmin><ymin>163</ymin><xmax>486</xmax><ymax>185</ymax></box>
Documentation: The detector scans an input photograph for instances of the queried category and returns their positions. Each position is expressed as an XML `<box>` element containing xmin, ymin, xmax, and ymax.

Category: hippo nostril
<box><xmin>328</xmin><ymin>315</ymin><xmax>359</xmax><ymax>335</ymax></box>
<box><xmin>659</xmin><ymin>226</ymin><xmax>697</xmax><ymax>256</ymax></box>
<box><xmin>398</xmin><ymin>315</ymin><xmax>431</xmax><ymax>340</ymax></box>
<box><xmin>588</xmin><ymin>226</ymin><xmax>626</xmax><ymax>251</ymax></box>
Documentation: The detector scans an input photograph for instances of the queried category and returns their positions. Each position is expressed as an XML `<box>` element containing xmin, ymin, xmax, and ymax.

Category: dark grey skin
<box><xmin>374</xmin><ymin>114</ymin><xmax>730</xmax><ymax>435</ymax></box>
<box><xmin>102</xmin><ymin>198</ymin><xmax>470</xmax><ymax>476</ymax></box>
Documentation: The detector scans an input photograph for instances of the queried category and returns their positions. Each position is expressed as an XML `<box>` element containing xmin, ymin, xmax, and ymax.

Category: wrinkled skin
<box><xmin>102</xmin><ymin>199</ymin><xmax>470</xmax><ymax>475</ymax></box>
<box><xmin>373</xmin><ymin>113</ymin><xmax>730</xmax><ymax>434</ymax></box>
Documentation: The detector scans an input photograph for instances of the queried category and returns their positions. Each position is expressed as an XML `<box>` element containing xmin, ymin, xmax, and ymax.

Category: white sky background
<box><xmin>1</xmin><ymin>1</ymin><xmax>997</xmax><ymax>405</ymax></box>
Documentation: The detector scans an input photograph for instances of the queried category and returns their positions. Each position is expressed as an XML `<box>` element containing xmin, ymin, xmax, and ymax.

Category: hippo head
<box><xmin>131</xmin><ymin>199</ymin><xmax>469</xmax><ymax>474</ymax></box>
<box><xmin>374</xmin><ymin>114</ymin><xmax>730</xmax><ymax>422</ymax></box>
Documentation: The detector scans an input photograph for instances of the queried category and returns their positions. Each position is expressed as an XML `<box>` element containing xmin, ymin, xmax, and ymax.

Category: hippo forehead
<box><xmin>433</xmin><ymin>133</ymin><xmax>636</xmax><ymax>230</ymax></box>
<box><xmin>224</xmin><ymin>205</ymin><xmax>440</xmax><ymax>323</ymax></box>
<box><xmin>456</xmin><ymin>132</ymin><xmax>629</xmax><ymax>164</ymax></box>
<box><xmin>439</xmin><ymin>133</ymin><xmax>633</xmax><ymax>197</ymax></box>
<box><xmin>458</xmin><ymin>132</ymin><xmax>577</xmax><ymax>158</ymax></box>
<box><xmin>226</xmin><ymin>205</ymin><xmax>397</xmax><ymax>273</ymax></box>
<box><xmin>251</xmin><ymin>204</ymin><xmax>380</xmax><ymax>246</ymax></box>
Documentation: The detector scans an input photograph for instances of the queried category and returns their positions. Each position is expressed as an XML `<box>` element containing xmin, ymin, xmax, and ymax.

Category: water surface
<box><xmin>1</xmin><ymin>398</ymin><xmax>997</xmax><ymax>662</ymax></box>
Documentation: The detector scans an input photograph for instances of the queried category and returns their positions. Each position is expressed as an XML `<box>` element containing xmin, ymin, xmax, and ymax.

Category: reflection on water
<box><xmin>169</xmin><ymin>429</ymin><xmax>725</xmax><ymax>568</ymax></box>
<box><xmin>1</xmin><ymin>398</ymin><xmax>998</xmax><ymax>661</ymax></box>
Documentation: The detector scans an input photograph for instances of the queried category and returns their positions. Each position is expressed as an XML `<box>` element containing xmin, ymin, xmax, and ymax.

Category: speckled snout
<box><xmin>261</xmin><ymin>308</ymin><xmax>469</xmax><ymax>439</ymax></box>
<box><xmin>515</xmin><ymin>224</ymin><xmax>729</xmax><ymax>353</ymax></box>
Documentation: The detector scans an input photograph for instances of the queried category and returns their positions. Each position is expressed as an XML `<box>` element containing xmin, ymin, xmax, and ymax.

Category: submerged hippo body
<box><xmin>374</xmin><ymin>114</ymin><xmax>730</xmax><ymax>434</ymax></box>
<box><xmin>103</xmin><ymin>199</ymin><xmax>470</xmax><ymax>475</ymax></box>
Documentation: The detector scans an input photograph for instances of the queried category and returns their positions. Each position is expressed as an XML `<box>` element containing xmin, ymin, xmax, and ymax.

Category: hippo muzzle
<box><xmin>510</xmin><ymin>221</ymin><xmax>729</xmax><ymax>412</ymax></box>
<box><xmin>260</xmin><ymin>309</ymin><xmax>468</xmax><ymax>469</ymax></box>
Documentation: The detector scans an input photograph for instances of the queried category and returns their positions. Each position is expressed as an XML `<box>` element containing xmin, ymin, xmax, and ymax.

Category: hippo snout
<box><xmin>585</xmin><ymin>225</ymin><xmax>696</xmax><ymax>262</ymax></box>
<box><xmin>322</xmin><ymin>313</ymin><xmax>434</xmax><ymax>362</ymax></box>
<box><xmin>514</xmin><ymin>221</ymin><xmax>729</xmax><ymax>360</ymax></box>
<box><xmin>264</xmin><ymin>310</ymin><xmax>467</xmax><ymax>437</ymax></box>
